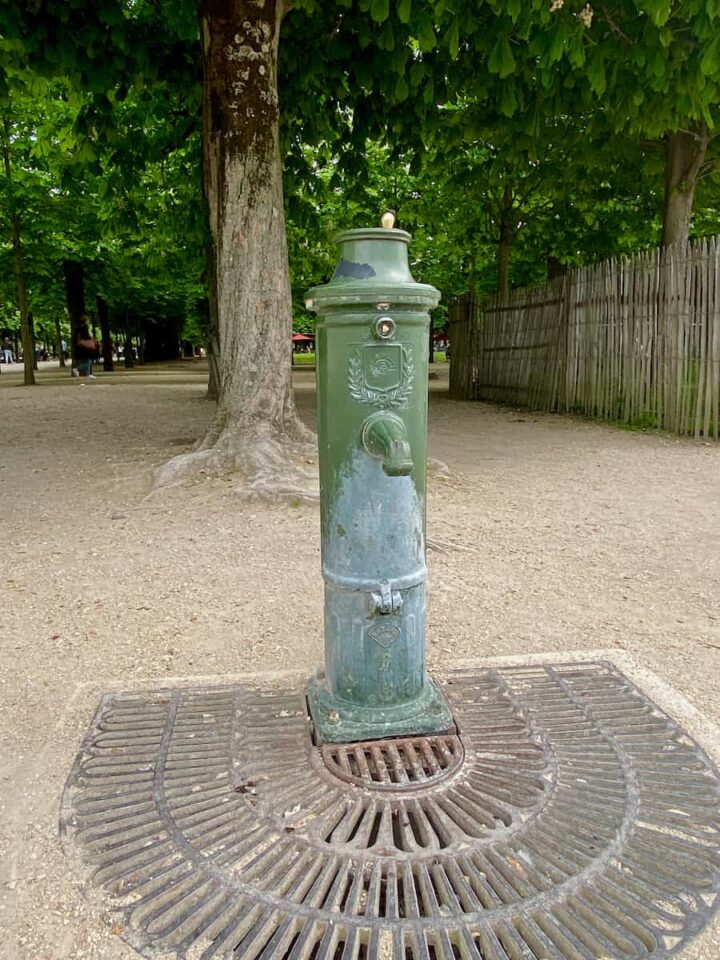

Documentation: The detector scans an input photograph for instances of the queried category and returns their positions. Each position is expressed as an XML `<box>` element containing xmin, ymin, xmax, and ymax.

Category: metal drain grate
<box><xmin>61</xmin><ymin>663</ymin><xmax>720</xmax><ymax>959</ymax></box>
<box><xmin>320</xmin><ymin>734</ymin><xmax>464</xmax><ymax>790</ymax></box>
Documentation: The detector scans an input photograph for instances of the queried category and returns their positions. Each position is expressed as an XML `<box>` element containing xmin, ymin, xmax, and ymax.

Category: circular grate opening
<box><xmin>320</xmin><ymin>735</ymin><xmax>464</xmax><ymax>790</ymax></box>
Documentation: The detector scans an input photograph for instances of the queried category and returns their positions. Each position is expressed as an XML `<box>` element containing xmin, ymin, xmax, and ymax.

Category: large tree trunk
<box><xmin>203</xmin><ymin>246</ymin><xmax>220</xmax><ymax>400</ymax></box>
<box><xmin>63</xmin><ymin>258</ymin><xmax>85</xmax><ymax>370</ymax></box>
<box><xmin>96</xmin><ymin>295</ymin><xmax>114</xmax><ymax>371</ymax></box>
<box><xmin>154</xmin><ymin>0</ymin><xmax>316</xmax><ymax>499</ymax></box>
<box><xmin>662</xmin><ymin>125</ymin><xmax>709</xmax><ymax>248</ymax></box>
<box><xmin>2</xmin><ymin>119</ymin><xmax>35</xmax><ymax>386</ymax></box>
<box><xmin>9</xmin><ymin>212</ymin><xmax>34</xmax><ymax>385</ymax></box>
<box><xmin>29</xmin><ymin>312</ymin><xmax>38</xmax><ymax>370</ymax></box>
<box><xmin>206</xmin><ymin>335</ymin><xmax>220</xmax><ymax>400</ymax></box>
<box><xmin>496</xmin><ymin>185</ymin><xmax>513</xmax><ymax>300</ymax></box>
<box><xmin>205</xmin><ymin>301</ymin><xmax>221</xmax><ymax>401</ymax></box>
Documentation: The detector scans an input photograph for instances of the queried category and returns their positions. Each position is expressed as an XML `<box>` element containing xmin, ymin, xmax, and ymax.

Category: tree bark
<box><xmin>206</xmin><ymin>336</ymin><xmax>220</xmax><ymax>400</ymax></box>
<box><xmin>203</xmin><ymin>243</ymin><xmax>220</xmax><ymax>400</ymax></box>
<box><xmin>205</xmin><ymin>302</ymin><xmax>221</xmax><ymax>401</ymax></box>
<box><xmin>547</xmin><ymin>256</ymin><xmax>567</xmax><ymax>281</ymax></box>
<box><xmin>63</xmin><ymin>258</ymin><xmax>85</xmax><ymax>370</ymax></box>
<box><xmin>467</xmin><ymin>251</ymin><xmax>477</xmax><ymax>296</ymax></box>
<box><xmin>10</xmin><ymin>214</ymin><xmax>34</xmax><ymax>385</ymax></box>
<box><xmin>96</xmin><ymin>295</ymin><xmax>114</xmax><ymax>372</ymax></box>
<box><xmin>154</xmin><ymin>0</ymin><xmax>316</xmax><ymax>499</ymax></box>
<box><xmin>29</xmin><ymin>312</ymin><xmax>38</xmax><ymax>370</ymax></box>
<box><xmin>2</xmin><ymin>118</ymin><xmax>35</xmax><ymax>386</ymax></box>
<box><xmin>496</xmin><ymin>185</ymin><xmax>513</xmax><ymax>300</ymax></box>
<box><xmin>662</xmin><ymin>125</ymin><xmax>709</xmax><ymax>248</ymax></box>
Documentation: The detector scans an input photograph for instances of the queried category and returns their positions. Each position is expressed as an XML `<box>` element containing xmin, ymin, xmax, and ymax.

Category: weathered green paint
<box><xmin>306</xmin><ymin>227</ymin><xmax>454</xmax><ymax>743</ymax></box>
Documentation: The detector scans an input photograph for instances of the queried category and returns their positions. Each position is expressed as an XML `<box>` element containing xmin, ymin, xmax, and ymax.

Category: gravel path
<box><xmin>1</xmin><ymin>359</ymin><xmax>718</xmax><ymax>958</ymax></box>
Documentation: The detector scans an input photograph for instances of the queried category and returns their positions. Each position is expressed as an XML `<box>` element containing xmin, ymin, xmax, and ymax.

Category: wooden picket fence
<box><xmin>448</xmin><ymin>238</ymin><xmax>720</xmax><ymax>439</ymax></box>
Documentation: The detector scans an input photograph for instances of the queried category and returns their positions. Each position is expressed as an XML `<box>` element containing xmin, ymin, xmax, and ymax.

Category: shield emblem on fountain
<box><xmin>363</xmin><ymin>343</ymin><xmax>403</xmax><ymax>392</ymax></box>
<box><xmin>349</xmin><ymin>343</ymin><xmax>414</xmax><ymax>408</ymax></box>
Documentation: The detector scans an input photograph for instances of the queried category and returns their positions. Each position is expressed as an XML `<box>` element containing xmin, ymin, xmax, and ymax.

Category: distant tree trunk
<box><xmin>54</xmin><ymin>316</ymin><xmax>66</xmax><ymax>367</ymax></box>
<box><xmin>2</xmin><ymin>118</ymin><xmax>35</xmax><ymax>386</ymax></box>
<box><xmin>547</xmin><ymin>256</ymin><xmax>567</xmax><ymax>281</ymax></box>
<box><xmin>154</xmin><ymin>0</ymin><xmax>315</xmax><ymax>499</ymax></box>
<box><xmin>428</xmin><ymin>325</ymin><xmax>435</xmax><ymax>365</ymax></box>
<box><xmin>96</xmin><ymin>295</ymin><xmax>114</xmax><ymax>372</ymax></box>
<box><xmin>12</xmin><ymin>228</ymin><xmax>34</xmax><ymax>385</ymax></box>
<box><xmin>497</xmin><ymin>185</ymin><xmax>513</xmax><ymax>300</ymax></box>
<box><xmin>63</xmin><ymin>259</ymin><xmax>85</xmax><ymax>371</ymax></box>
<box><xmin>662</xmin><ymin>125</ymin><xmax>709</xmax><ymax>248</ymax></box>
<box><xmin>467</xmin><ymin>251</ymin><xmax>477</xmax><ymax>296</ymax></box>
<box><xmin>123</xmin><ymin>310</ymin><xmax>134</xmax><ymax>368</ymax></box>
<box><xmin>29</xmin><ymin>313</ymin><xmax>38</xmax><ymax>370</ymax></box>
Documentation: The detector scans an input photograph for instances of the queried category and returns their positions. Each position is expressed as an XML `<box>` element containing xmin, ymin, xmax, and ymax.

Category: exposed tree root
<box><xmin>427</xmin><ymin>457</ymin><xmax>450</xmax><ymax>477</ymax></box>
<box><xmin>151</xmin><ymin>428</ymin><xmax>451</xmax><ymax>506</ymax></box>
<box><xmin>426</xmin><ymin>536</ymin><xmax>477</xmax><ymax>555</ymax></box>
<box><xmin>151</xmin><ymin>426</ymin><xmax>319</xmax><ymax>502</ymax></box>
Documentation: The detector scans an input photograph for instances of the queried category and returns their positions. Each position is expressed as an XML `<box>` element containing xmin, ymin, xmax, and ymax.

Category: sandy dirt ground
<box><xmin>1</xmin><ymin>358</ymin><xmax>719</xmax><ymax>959</ymax></box>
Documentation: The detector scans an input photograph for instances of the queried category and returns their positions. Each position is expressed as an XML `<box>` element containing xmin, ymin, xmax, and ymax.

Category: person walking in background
<box><xmin>71</xmin><ymin>317</ymin><xmax>97</xmax><ymax>379</ymax></box>
<box><xmin>2</xmin><ymin>336</ymin><xmax>14</xmax><ymax>364</ymax></box>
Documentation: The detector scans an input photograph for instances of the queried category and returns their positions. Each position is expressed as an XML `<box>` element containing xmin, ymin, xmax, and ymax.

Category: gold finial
<box><xmin>380</xmin><ymin>210</ymin><xmax>396</xmax><ymax>229</ymax></box>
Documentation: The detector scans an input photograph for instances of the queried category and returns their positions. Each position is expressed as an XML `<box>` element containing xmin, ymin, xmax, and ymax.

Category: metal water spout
<box><xmin>362</xmin><ymin>411</ymin><xmax>413</xmax><ymax>476</ymax></box>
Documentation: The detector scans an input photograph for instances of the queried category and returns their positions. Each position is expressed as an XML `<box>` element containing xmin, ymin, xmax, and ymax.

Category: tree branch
<box><xmin>601</xmin><ymin>6</ymin><xmax>634</xmax><ymax>45</ymax></box>
<box><xmin>698</xmin><ymin>158</ymin><xmax>717</xmax><ymax>181</ymax></box>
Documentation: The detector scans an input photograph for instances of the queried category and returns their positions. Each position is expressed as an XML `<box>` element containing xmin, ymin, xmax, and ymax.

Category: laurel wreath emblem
<box><xmin>348</xmin><ymin>345</ymin><xmax>414</xmax><ymax>409</ymax></box>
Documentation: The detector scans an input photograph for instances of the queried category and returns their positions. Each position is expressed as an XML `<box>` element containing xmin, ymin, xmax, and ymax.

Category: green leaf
<box><xmin>700</xmin><ymin>34</ymin><xmax>720</xmax><ymax>78</ymax></box>
<box><xmin>499</xmin><ymin>82</ymin><xmax>517</xmax><ymax>116</ymax></box>
<box><xmin>417</xmin><ymin>15</ymin><xmax>437</xmax><ymax>52</ymax></box>
<box><xmin>643</xmin><ymin>0</ymin><xmax>672</xmax><ymax>26</ymax></box>
<box><xmin>409</xmin><ymin>59</ymin><xmax>425</xmax><ymax>88</ymax></box>
<box><xmin>394</xmin><ymin>74</ymin><xmax>409</xmax><ymax>100</ymax></box>
<box><xmin>567</xmin><ymin>42</ymin><xmax>586</xmax><ymax>68</ymax></box>
<box><xmin>398</xmin><ymin>0</ymin><xmax>411</xmax><ymax>24</ymax></box>
<box><xmin>651</xmin><ymin>49</ymin><xmax>666</xmax><ymax>79</ymax></box>
<box><xmin>549</xmin><ymin>22</ymin><xmax>568</xmax><ymax>63</ymax></box>
<box><xmin>587</xmin><ymin>54</ymin><xmax>606</xmax><ymax>96</ymax></box>
<box><xmin>506</xmin><ymin>0</ymin><xmax>522</xmax><ymax>22</ymax></box>
<box><xmin>447</xmin><ymin>20</ymin><xmax>460</xmax><ymax>59</ymax></box>
<box><xmin>488</xmin><ymin>36</ymin><xmax>516</xmax><ymax>78</ymax></box>
<box><xmin>379</xmin><ymin>22</ymin><xmax>395</xmax><ymax>50</ymax></box>
<box><xmin>370</xmin><ymin>0</ymin><xmax>390</xmax><ymax>22</ymax></box>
